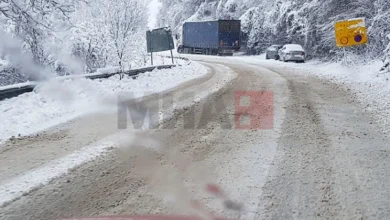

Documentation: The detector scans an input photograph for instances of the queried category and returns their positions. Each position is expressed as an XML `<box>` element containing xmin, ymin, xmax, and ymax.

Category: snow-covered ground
<box><xmin>0</xmin><ymin>81</ymin><xmax>36</xmax><ymax>91</ymax></box>
<box><xmin>294</xmin><ymin>61</ymin><xmax>390</xmax><ymax>134</ymax></box>
<box><xmin>239</xmin><ymin>55</ymin><xmax>390</xmax><ymax>134</ymax></box>
<box><xmin>0</xmin><ymin>62</ymin><xmax>236</xmax><ymax>208</ymax></box>
<box><xmin>156</xmin><ymin>55</ymin><xmax>389</xmax><ymax>136</ymax></box>
<box><xmin>0</xmin><ymin>61</ymin><xmax>207</xmax><ymax>144</ymax></box>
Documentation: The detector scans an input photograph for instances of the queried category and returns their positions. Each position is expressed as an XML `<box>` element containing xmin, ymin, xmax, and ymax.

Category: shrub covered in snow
<box><xmin>0</xmin><ymin>60</ymin><xmax>28</xmax><ymax>86</ymax></box>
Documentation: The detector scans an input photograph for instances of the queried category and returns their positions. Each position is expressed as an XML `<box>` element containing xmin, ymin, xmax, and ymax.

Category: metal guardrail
<box><xmin>158</xmin><ymin>55</ymin><xmax>190</xmax><ymax>62</ymax></box>
<box><xmin>0</xmin><ymin>65</ymin><xmax>175</xmax><ymax>101</ymax></box>
<box><xmin>0</xmin><ymin>84</ymin><xmax>36</xmax><ymax>101</ymax></box>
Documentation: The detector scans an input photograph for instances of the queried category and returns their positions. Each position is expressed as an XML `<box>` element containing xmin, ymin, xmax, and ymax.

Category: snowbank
<box><xmin>247</xmin><ymin>57</ymin><xmax>390</xmax><ymax>134</ymax></box>
<box><xmin>292</xmin><ymin>61</ymin><xmax>390</xmax><ymax>134</ymax></box>
<box><xmin>95</xmin><ymin>66</ymin><xmax>121</xmax><ymax>74</ymax></box>
<box><xmin>0</xmin><ymin>62</ymin><xmax>207</xmax><ymax>144</ymax></box>
<box><xmin>0</xmin><ymin>81</ymin><xmax>36</xmax><ymax>91</ymax></box>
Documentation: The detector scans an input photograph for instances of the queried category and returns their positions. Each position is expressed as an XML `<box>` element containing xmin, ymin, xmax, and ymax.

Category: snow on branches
<box><xmin>0</xmin><ymin>0</ymin><xmax>149</xmax><ymax>85</ymax></box>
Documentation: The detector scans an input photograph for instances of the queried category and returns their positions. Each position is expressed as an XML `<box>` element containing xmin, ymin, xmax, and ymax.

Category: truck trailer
<box><xmin>177</xmin><ymin>20</ymin><xmax>241</xmax><ymax>56</ymax></box>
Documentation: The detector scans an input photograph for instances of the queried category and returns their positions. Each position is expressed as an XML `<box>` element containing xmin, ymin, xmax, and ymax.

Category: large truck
<box><xmin>177</xmin><ymin>20</ymin><xmax>241</xmax><ymax>56</ymax></box>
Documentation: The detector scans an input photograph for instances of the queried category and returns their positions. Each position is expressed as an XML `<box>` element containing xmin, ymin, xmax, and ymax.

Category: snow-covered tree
<box><xmin>105</xmin><ymin>0</ymin><xmax>147</xmax><ymax>72</ymax></box>
<box><xmin>0</xmin><ymin>0</ymin><xmax>149</xmax><ymax>85</ymax></box>
<box><xmin>159</xmin><ymin>0</ymin><xmax>390</xmax><ymax>66</ymax></box>
<box><xmin>373</xmin><ymin>0</ymin><xmax>390</xmax><ymax>73</ymax></box>
<box><xmin>68</xmin><ymin>0</ymin><xmax>147</xmax><ymax>74</ymax></box>
<box><xmin>0</xmin><ymin>0</ymin><xmax>82</xmax><ymax>65</ymax></box>
<box><xmin>66</xmin><ymin>1</ymin><xmax>111</xmax><ymax>73</ymax></box>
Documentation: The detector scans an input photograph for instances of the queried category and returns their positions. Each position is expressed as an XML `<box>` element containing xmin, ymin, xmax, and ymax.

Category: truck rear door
<box><xmin>218</xmin><ymin>20</ymin><xmax>241</xmax><ymax>49</ymax></box>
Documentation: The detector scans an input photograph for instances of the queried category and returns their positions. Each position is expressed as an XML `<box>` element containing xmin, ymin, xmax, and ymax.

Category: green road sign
<box><xmin>147</xmin><ymin>27</ymin><xmax>175</xmax><ymax>53</ymax></box>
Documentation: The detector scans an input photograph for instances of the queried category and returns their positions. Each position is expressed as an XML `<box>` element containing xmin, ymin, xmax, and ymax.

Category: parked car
<box><xmin>278</xmin><ymin>44</ymin><xmax>306</xmax><ymax>63</ymax></box>
<box><xmin>266</xmin><ymin>45</ymin><xmax>283</xmax><ymax>60</ymax></box>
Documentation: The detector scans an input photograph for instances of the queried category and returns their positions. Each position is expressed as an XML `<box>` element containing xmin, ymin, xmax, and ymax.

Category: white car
<box><xmin>278</xmin><ymin>44</ymin><xmax>306</xmax><ymax>63</ymax></box>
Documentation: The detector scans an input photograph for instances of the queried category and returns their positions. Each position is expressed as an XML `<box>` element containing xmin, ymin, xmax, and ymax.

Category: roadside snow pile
<box><xmin>257</xmin><ymin>58</ymin><xmax>390</xmax><ymax>134</ymax></box>
<box><xmin>300</xmin><ymin>61</ymin><xmax>390</xmax><ymax>134</ymax></box>
<box><xmin>0</xmin><ymin>81</ymin><xmax>36</xmax><ymax>91</ymax></box>
<box><xmin>95</xmin><ymin>66</ymin><xmax>121</xmax><ymax>74</ymax></box>
<box><xmin>0</xmin><ymin>62</ymin><xmax>207</xmax><ymax>144</ymax></box>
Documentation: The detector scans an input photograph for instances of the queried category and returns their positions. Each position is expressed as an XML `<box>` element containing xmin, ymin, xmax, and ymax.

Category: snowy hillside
<box><xmin>1</xmin><ymin>0</ymin><xmax>390</xmax><ymax>86</ymax></box>
<box><xmin>159</xmin><ymin>0</ymin><xmax>390</xmax><ymax>68</ymax></box>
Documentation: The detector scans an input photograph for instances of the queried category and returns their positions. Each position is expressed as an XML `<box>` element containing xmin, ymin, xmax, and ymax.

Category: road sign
<box><xmin>335</xmin><ymin>18</ymin><xmax>368</xmax><ymax>47</ymax></box>
<box><xmin>146</xmin><ymin>27</ymin><xmax>174</xmax><ymax>53</ymax></box>
<box><xmin>146</xmin><ymin>27</ymin><xmax>175</xmax><ymax>65</ymax></box>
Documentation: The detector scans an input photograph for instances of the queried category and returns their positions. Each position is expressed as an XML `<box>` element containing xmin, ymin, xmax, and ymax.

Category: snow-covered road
<box><xmin>0</xmin><ymin>62</ymin><xmax>207</xmax><ymax>144</ymax></box>
<box><xmin>1</xmin><ymin>55</ymin><xmax>390</xmax><ymax>220</ymax></box>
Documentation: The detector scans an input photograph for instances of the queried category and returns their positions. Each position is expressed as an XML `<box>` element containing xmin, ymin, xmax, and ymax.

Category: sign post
<box><xmin>170</xmin><ymin>49</ymin><xmax>174</xmax><ymax>64</ymax></box>
<box><xmin>148</xmin><ymin>31</ymin><xmax>154</xmax><ymax>66</ymax></box>
<box><xmin>167</xmin><ymin>29</ymin><xmax>174</xmax><ymax>64</ymax></box>
<box><xmin>146</xmin><ymin>27</ymin><xmax>175</xmax><ymax>65</ymax></box>
<box><xmin>151</xmin><ymin>52</ymin><xmax>153</xmax><ymax>66</ymax></box>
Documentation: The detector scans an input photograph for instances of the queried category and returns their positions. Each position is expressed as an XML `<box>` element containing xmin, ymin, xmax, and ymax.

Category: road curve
<box><xmin>1</xmin><ymin>56</ymin><xmax>390</xmax><ymax>220</ymax></box>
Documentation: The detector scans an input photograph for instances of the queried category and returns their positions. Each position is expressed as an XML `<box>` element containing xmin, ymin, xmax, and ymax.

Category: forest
<box><xmin>159</xmin><ymin>0</ymin><xmax>390</xmax><ymax>67</ymax></box>
<box><xmin>1</xmin><ymin>0</ymin><xmax>390</xmax><ymax>86</ymax></box>
<box><xmin>0</xmin><ymin>0</ymin><xmax>148</xmax><ymax>85</ymax></box>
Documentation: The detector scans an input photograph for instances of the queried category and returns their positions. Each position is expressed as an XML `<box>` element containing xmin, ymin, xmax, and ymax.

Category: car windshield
<box><xmin>268</xmin><ymin>47</ymin><xmax>277</xmax><ymax>51</ymax></box>
<box><xmin>2</xmin><ymin>1</ymin><xmax>390</xmax><ymax>220</ymax></box>
<box><xmin>285</xmin><ymin>44</ymin><xmax>304</xmax><ymax>51</ymax></box>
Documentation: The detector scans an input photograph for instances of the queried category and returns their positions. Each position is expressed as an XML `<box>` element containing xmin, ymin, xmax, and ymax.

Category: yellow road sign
<box><xmin>335</xmin><ymin>18</ymin><xmax>368</xmax><ymax>47</ymax></box>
